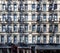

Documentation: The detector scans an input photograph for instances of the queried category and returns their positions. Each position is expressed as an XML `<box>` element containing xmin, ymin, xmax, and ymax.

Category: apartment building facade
<box><xmin>0</xmin><ymin>0</ymin><xmax>60</xmax><ymax>53</ymax></box>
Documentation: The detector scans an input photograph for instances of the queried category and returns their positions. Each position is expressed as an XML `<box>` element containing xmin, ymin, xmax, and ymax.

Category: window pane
<box><xmin>20</xmin><ymin>35</ymin><xmax>23</xmax><ymax>42</ymax></box>
<box><xmin>43</xmin><ymin>14</ymin><xmax>46</xmax><ymax>19</ymax></box>
<box><xmin>32</xmin><ymin>14</ymin><xmax>35</xmax><ymax>20</ymax></box>
<box><xmin>49</xmin><ymin>35</ymin><xmax>53</xmax><ymax>43</ymax></box>
<box><xmin>43</xmin><ymin>25</ymin><xmax>46</xmax><ymax>32</ymax></box>
<box><xmin>32</xmin><ymin>36</ymin><xmax>36</xmax><ymax>43</ymax></box>
<box><xmin>1</xmin><ymin>35</ymin><xmax>4</xmax><ymax>43</ymax></box>
<box><xmin>32</xmin><ymin>25</ymin><xmax>36</xmax><ymax>32</ymax></box>
<box><xmin>24</xmin><ymin>35</ymin><xmax>28</xmax><ymax>43</ymax></box>
<box><xmin>37</xmin><ymin>36</ymin><xmax>40</xmax><ymax>43</ymax></box>
<box><xmin>43</xmin><ymin>35</ymin><xmax>46</xmax><ymax>43</ymax></box>
<box><xmin>14</xmin><ymin>35</ymin><xmax>17</xmax><ymax>43</ymax></box>
<box><xmin>32</xmin><ymin>4</ymin><xmax>35</xmax><ymax>10</ymax></box>
<box><xmin>43</xmin><ymin>4</ymin><xmax>46</xmax><ymax>11</ymax></box>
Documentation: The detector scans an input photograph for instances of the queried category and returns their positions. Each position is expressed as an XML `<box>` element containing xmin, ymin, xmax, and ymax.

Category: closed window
<box><xmin>24</xmin><ymin>35</ymin><xmax>28</xmax><ymax>43</ymax></box>
<box><xmin>20</xmin><ymin>35</ymin><xmax>23</xmax><ymax>43</ymax></box>
<box><xmin>2</xmin><ymin>4</ymin><xmax>6</xmax><ymax>10</ymax></box>
<box><xmin>43</xmin><ymin>25</ymin><xmax>46</xmax><ymax>32</ymax></box>
<box><xmin>49</xmin><ymin>14</ymin><xmax>53</xmax><ymax>20</ymax></box>
<box><xmin>14</xmin><ymin>35</ymin><xmax>17</xmax><ymax>43</ymax></box>
<box><xmin>2</xmin><ymin>14</ymin><xmax>6</xmax><ymax>22</ymax></box>
<box><xmin>37</xmin><ymin>25</ymin><xmax>40</xmax><ymax>32</ymax></box>
<box><xmin>32</xmin><ymin>4</ymin><xmax>35</xmax><ymax>10</ymax></box>
<box><xmin>14</xmin><ymin>24</ymin><xmax>17</xmax><ymax>32</ymax></box>
<box><xmin>54</xmin><ymin>4</ymin><xmax>57</xmax><ymax>10</ymax></box>
<box><xmin>25</xmin><ymin>4</ymin><xmax>28</xmax><ymax>10</ymax></box>
<box><xmin>32</xmin><ymin>36</ymin><xmax>36</xmax><ymax>43</ymax></box>
<box><xmin>1</xmin><ymin>35</ymin><xmax>4</xmax><ymax>43</ymax></box>
<box><xmin>19</xmin><ymin>25</ymin><xmax>24</xmax><ymax>32</ymax></box>
<box><xmin>32</xmin><ymin>14</ymin><xmax>36</xmax><ymax>21</ymax></box>
<box><xmin>54</xmin><ymin>24</ymin><xmax>58</xmax><ymax>32</ymax></box>
<box><xmin>43</xmin><ymin>4</ymin><xmax>46</xmax><ymax>11</ymax></box>
<box><xmin>2</xmin><ymin>24</ymin><xmax>6</xmax><ymax>32</ymax></box>
<box><xmin>56</xmin><ymin>35</ymin><xmax>59</xmax><ymax>43</ymax></box>
<box><xmin>54</xmin><ymin>14</ymin><xmax>57</xmax><ymax>21</ymax></box>
<box><xmin>20</xmin><ymin>14</ymin><xmax>24</xmax><ymax>21</ymax></box>
<box><xmin>37</xmin><ymin>36</ymin><xmax>40</xmax><ymax>43</ymax></box>
<box><xmin>7</xmin><ymin>35</ymin><xmax>12</xmax><ymax>43</ymax></box>
<box><xmin>13</xmin><ymin>14</ymin><xmax>17</xmax><ymax>21</ymax></box>
<box><xmin>32</xmin><ymin>25</ymin><xmax>36</xmax><ymax>32</ymax></box>
<box><xmin>24</xmin><ymin>24</ymin><xmax>28</xmax><ymax>32</ymax></box>
<box><xmin>49</xmin><ymin>35</ymin><xmax>53</xmax><ymax>43</ymax></box>
<box><xmin>25</xmin><ymin>14</ymin><xmax>28</xmax><ymax>21</ymax></box>
<box><xmin>43</xmin><ymin>14</ymin><xmax>46</xmax><ymax>19</ymax></box>
<box><xmin>49</xmin><ymin>25</ymin><xmax>53</xmax><ymax>32</ymax></box>
<box><xmin>43</xmin><ymin>35</ymin><xmax>46</xmax><ymax>43</ymax></box>
<box><xmin>14</xmin><ymin>3</ymin><xmax>17</xmax><ymax>11</ymax></box>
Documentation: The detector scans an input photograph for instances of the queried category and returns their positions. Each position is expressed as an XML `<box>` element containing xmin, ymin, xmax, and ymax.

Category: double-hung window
<box><xmin>32</xmin><ymin>4</ymin><xmax>35</xmax><ymax>10</ymax></box>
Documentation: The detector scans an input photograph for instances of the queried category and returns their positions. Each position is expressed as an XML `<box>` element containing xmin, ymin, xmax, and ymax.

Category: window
<box><xmin>20</xmin><ymin>4</ymin><xmax>24</xmax><ymax>11</ymax></box>
<box><xmin>1</xmin><ymin>35</ymin><xmax>4</xmax><ymax>43</ymax></box>
<box><xmin>32</xmin><ymin>14</ymin><xmax>36</xmax><ymax>21</ymax></box>
<box><xmin>7</xmin><ymin>13</ymin><xmax>11</xmax><ymax>22</ymax></box>
<box><xmin>32</xmin><ymin>4</ymin><xmax>35</xmax><ymax>10</ymax></box>
<box><xmin>14</xmin><ymin>35</ymin><xmax>17</xmax><ymax>43</ymax></box>
<box><xmin>14</xmin><ymin>3</ymin><xmax>17</xmax><ymax>11</ymax></box>
<box><xmin>37</xmin><ymin>4</ymin><xmax>40</xmax><ymax>11</ymax></box>
<box><xmin>37</xmin><ymin>36</ymin><xmax>40</xmax><ymax>43</ymax></box>
<box><xmin>32</xmin><ymin>36</ymin><xmax>36</xmax><ymax>43</ymax></box>
<box><xmin>43</xmin><ymin>4</ymin><xmax>46</xmax><ymax>11</ymax></box>
<box><xmin>7</xmin><ymin>4</ymin><xmax>12</xmax><ymax>11</ymax></box>
<box><xmin>20</xmin><ymin>35</ymin><xmax>23</xmax><ymax>43</ymax></box>
<box><xmin>37</xmin><ymin>14</ymin><xmax>41</xmax><ymax>21</ymax></box>
<box><xmin>19</xmin><ymin>25</ymin><xmax>24</xmax><ymax>32</ymax></box>
<box><xmin>2</xmin><ymin>24</ymin><xmax>6</xmax><ymax>32</ymax></box>
<box><xmin>7</xmin><ymin>24</ymin><xmax>12</xmax><ymax>32</ymax></box>
<box><xmin>56</xmin><ymin>35</ymin><xmax>59</xmax><ymax>43</ymax></box>
<box><xmin>25</xmin><ymin>14</ymin><xmax>28</xmax><ymax>21</ymax></box>
<box><xmin>49</xmin><ymin>14</ymin><xmax>53</xmax><ymax>20</ymax></box>
<box><xmin>24</xmin><ymin>35</ymin><xmax>28</xmax><ymax>43</ymax></box>
<box><xmin>20</xmin><ymin>14</ymin><xmax>24</xmax><ymax>21</ymax></box>
<box><xmin>2</xmin><ymin>14</ymin><xmax>6</xmax><ymax>22</ymax></box>
<box><xmin>43</xmin><ymin>14</ymin><xmax>46</xmax><ymax>19</ymax></box>
<box><xmin>32</xmin><ymin>25</ymin><xmax>36</xmax><ymax>32</ymax></box>
<box><xmin>43</xmin><ymin>35</ymin><xmax>46</xmax><ymax>43</ymax></box>
<box><xmin>13</xmin><ymin>14</ymin><xmax>17</xmax><ymax>21</ymax></box>
<box><xmin>49</xmin><ymin>35</ymin><xmax>53</xmax><ymax>43</ymax></box>
<box><xmin>54</xmin><ymin>24</ymin><xmax>58</xmax><ymax>32</ymax></box>
<box><xmin>54</xmin><ymin>4</ymin><xmax>57</xmax><ymax>10</ymax></box>
<box><xmin>24</xmin><ymin>24</ymin><xmax>28</xmax><ymax>32</ymax></box>
<box><xmin>25</xmin><ymin>4</ymin><xmax>28</xmax><ymax>10</ymax></box>
<box><xmin>2</xmin><ymin>4</ymin><xmax>6</xmax><ymax>10</ymax></box>
<box><xmin>49</xmin><ymin>25</ymin><xmax>53</xmax><ymax>32</ymax></box>
<box><xmin>43</xmin><ymin>25</ymin><xmax>46</xmax><ymax>32</ymax></box>
<box><xmin>14</xmin><ymin>24</ymin><xmax>17</xmax><ymax>32</ymax></box>
<box><xmin>7</xmin><ymin>35</ymin><xmax>12</xmax><ymax>43</ymax></box>
<box><xmin>49</xmin><ymin>4</ymin><xmax>53</xmax><ymax>10</ymax></box>
<box><xmin>37</xmin><ymin>25</ymin><xmax>40</xmax><ymax>32</ymax></box>
<box><xmin>54</xmin><ymin>14</ymin><xmax>57</xmax><ymax>21</ymax></box>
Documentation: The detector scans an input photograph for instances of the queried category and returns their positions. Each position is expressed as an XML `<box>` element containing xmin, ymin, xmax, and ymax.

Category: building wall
<box><xmin>0</xmin><ymin>0</ymin><xmax>60</xmax><ymax>44</ymax></box>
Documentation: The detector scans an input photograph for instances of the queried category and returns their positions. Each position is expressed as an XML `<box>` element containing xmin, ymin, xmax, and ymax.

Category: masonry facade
<box><xmin>0</xmin><ymin>0</ymin><xmax>60</xmax><ymax>53</ymax></box>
